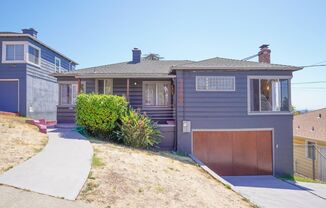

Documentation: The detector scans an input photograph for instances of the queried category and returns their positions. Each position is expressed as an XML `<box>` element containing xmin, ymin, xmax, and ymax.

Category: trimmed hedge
<box><xmin>76</xmin><ymin>94</ymin><xmax>128</xmax><ymax>136</ymax></box>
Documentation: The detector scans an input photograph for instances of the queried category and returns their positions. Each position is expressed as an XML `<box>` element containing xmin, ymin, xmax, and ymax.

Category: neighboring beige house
<box><xmin>293</xmin><ymin>108</ymin><xmax>326</xmax><ymax>181</ymax></box>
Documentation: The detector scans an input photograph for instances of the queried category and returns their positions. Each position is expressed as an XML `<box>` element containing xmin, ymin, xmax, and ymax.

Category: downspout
<box><xmin>173</xmin><ymin>76</ymin><xmax>178</xmax><ymax>151</ymax></box>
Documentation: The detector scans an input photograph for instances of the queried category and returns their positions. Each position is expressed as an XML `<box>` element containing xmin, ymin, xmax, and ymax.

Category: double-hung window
<box><xmin>59</xmin><ymin>83</ymin><xmax>78</xmax><ymax>105</ymax></box>
<box><xmin>248</xmin><ymin>76</ymin><xmax>291</xmax><ymax>114</ymax></box>
<box><xmin>96</xmin><ymin>79</ymin><xmax>113</xmax><ymax>94</ymax></box>
<box><xmin>143</xmin><ymin>81</ymin><xmax>171</xmax><ymax>107</ymax></box>
<box><xmin>55</xmin><ymin>57</ymin><xmax>61</xmax><ymax>72</ymax></box>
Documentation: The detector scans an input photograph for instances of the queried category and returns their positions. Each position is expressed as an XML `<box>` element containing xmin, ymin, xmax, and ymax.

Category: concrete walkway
<box><xmin>0</xmin><ymin>185</ymin><xmax>94</xmax><ymax>208</ymax></box>
<box><xmin>0</xmin><ymin>128</ymin><xmax>93</xmax><ymax>200</ymax></box>
<box><xmin>224</xmin><ymin>176</ymin><xmax>326</xmax><ymax>208</ymax></box>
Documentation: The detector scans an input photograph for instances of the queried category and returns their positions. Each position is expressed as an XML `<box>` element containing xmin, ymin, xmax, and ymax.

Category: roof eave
<box><xmin>170</xmin><ymin>66</ymin><xmax>302</xmax><ymax>72</ymax></box>
<box><xmin>0</xmin><ymin>34</ymin><xmax>78</xmax><ymax>65</ymax></box>
<box><xmin>76</xmin><ymin>73</ymin><xmax>175</xmax><ymax>79</ymax></box>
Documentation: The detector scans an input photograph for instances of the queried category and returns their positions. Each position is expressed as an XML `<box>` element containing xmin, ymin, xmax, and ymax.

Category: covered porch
<box><xmin>57</xmin><ymin>77</ymin><xmax>176</xmax><ymax>124</ymax></box>
<box><xmin>56</xmin><ymin>76</ymin><xmax>176</xmax><ymax>150</ymax></box>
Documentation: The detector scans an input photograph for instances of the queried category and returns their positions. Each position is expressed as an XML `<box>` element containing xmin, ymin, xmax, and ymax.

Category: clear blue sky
<box><xmin>1</xmin><ymin>0</ymin><xmax>325</xmax><ymax>110</ymax></box>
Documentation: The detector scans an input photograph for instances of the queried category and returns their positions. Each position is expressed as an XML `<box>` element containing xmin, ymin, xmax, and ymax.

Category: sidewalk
<box><xmin>0</xmin><ymin>128</ymin><xmax>93</xmax><ymax>200</ymax></box>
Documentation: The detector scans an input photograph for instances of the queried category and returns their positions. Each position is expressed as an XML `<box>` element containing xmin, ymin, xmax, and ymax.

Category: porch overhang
<box><xmin>75</xmin><ymin>73</ymin><xmax>176</xmax><ymax>79</ymax></box>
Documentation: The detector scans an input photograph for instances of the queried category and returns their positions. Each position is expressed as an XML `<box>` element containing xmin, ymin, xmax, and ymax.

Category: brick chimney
<box><xmin>22</xmin><ymin>28</ymin><xmax>38</xmax><ymax>38</ymax></box>
<box><xmin>258</xmin><ymin>44</ymin><xmax>271</xmax><ymax>63</ymax></box>
<box><xmin>132</xmin><ymin>48</ymin><xmax>141</xmax><ymax>64</ymax></box>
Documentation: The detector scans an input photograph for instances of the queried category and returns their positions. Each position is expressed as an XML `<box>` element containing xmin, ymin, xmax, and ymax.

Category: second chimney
<box><xmin>132</xmin><ymin>48</ymin><xmax>141</xmax><ymax>64</ymax></box>
<box><xmin>22</xmin><ymin>28</ymin><xmax>38</xmax><ymax>38</ymax></box>
<box><xmin>258</xmin><ymin>44</ymin><xmax>271</xmax><ymax>63</ymax></box>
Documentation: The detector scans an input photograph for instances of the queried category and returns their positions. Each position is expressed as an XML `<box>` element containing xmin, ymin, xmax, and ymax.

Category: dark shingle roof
<box><xmin>54</xmin><ymin>60</ymin><xmax>193</xmax><ymax>78</ymax></box>
<box><xmin>293</xmin><ymin>108</ymin><xmax>326</xmax><ymax>142</ymax></box>
<box><xmin>170</xmin><ymin>57</ymin><xmax>302</xmax><ymax>72</ymax></box>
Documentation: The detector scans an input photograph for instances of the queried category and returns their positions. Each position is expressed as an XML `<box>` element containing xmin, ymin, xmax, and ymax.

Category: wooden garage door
<box><xmin>193</xmin><ymin>130</ymin><xmax>272</xmax><ymax>176</ymax></box>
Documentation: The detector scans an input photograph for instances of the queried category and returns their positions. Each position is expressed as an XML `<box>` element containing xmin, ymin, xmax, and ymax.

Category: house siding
<box><xmin>0</xmin><ymin>36</ymin><xmax>76</xmax><ymax>120</ymax></box>
<box><xmin>176</xmin><ymin>70</ymin><xmax>294</xmax><ymax>176</ymax></box>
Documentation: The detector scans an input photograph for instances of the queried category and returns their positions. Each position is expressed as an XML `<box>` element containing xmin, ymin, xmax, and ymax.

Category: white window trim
<box><xmin>2</xmin><ymin>41</ymin><xmax>27</xmax><ymax>64</ymax></box>
<box><xmin>305</xmin><ymin>140</ymin><xmax>316</xmax><ymax>160</ymax></box>
<box><xmin>27</xmin><ymin>43</ymin><xmax>41</xmax><ymax>67</ymax></box>
<box><xmin>58</xmin><ymin>81</ymin><xmax>86</xmax><ymax>106</ymax></box>
<box><xmin>195</xmin><ymin>76</ymin><xmax>236</xmax><ymax>92</ymax></box>
<box><xmin>95</xmin><ymin>79</ymin><xmax>113</xmax><ymax>94</ymax></box>
<box><xmin>1</xmin><ymin>41</ymin><xmax>41</xmax><ymax>67</ymax></box>
<box><xmin>247</xmin><ymin>75</ymin><xmax>293</xmax><ymax>115</ymax></box>
<box><xmin>142</xmin><ymin>81</ymin><xmax>171</xmax><ymax>108</ymax></box>
<box><xmin>55</xmin><ymin>57</ymin><xmax>61</xmax><ymax>72</ymax></box>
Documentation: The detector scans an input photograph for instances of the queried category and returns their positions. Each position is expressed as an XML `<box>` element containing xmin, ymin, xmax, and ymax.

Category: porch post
<box><xmin>126</xmin><ymin>78</ymin><xmax>130</xmax><ymax>102</ymax></box>
<box><xmin>77</xmin><ymin>78</ymin><xmax>81</xmax><ymax>94</ymax></box>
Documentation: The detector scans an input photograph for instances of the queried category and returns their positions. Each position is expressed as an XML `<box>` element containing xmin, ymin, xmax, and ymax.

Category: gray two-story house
<box><xmin>0</xmin><ymin>28</ymin><xmax>77</xmax><ymax>120</ymax></box>
<box><xmin>53</xmin><ymin>46</ymin><xmax>302</xmax><ymax>177</ymax></box>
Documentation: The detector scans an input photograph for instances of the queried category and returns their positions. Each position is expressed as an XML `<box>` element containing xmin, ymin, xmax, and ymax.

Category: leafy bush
<box><xmin>115</xmin><ymin>109</ymin><xmax>161</xmax><ymax>148</ymax></box>
<box><xmin>76</xmin><ymin>94</ymin><xmax>128</xmax><ymax>137</ymax></box>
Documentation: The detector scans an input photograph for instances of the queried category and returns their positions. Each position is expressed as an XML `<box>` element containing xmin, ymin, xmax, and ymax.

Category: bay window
<box><xmin>2</xmin><ymin>42</ymin><xmax>24</xmax><ymax>62</ymax></box>
<box><xmin>2</xmin><ymin>41</ymin><xmax>41</xmax><ymax>66</ymax></box>
<box><xmin>143</xmin><ymin>81</ymin><xmax>170</xmax><ymax>107</ymax></box>
<box><xmin>28</xmin><ymin>45</ymin><xmax>40</xmax><ymax>65</ymax></box>
<box><xmin>96</xmin><ymin>79</ymin><xmax>113</xmax><ymax>94</ymax></box>
<box><xmin>248</xmin><ymin>76</ymin><xmax>291</xmax><ymax>114</ymax></box>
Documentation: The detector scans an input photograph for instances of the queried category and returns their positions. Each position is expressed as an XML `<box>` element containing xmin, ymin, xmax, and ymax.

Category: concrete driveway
<box><xmin>223</xmin><ymin>176</ymin><xmax>326</xmax><ymax>208</ymax></box>
<box><xmin>0</xmin><ymin>128</ymin><xmax>93</xmax><ymax>200</ymax></box>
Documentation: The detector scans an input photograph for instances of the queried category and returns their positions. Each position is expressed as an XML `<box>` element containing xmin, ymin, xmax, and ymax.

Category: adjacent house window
<box><xmin>196</xmin><ymin>76</ymin><xmax>235</xmax><ymax>91</ymax></box>
<box><xmin>96</xmin><ymin>79</ymin><xmax>113</xmax><ymax>94</ymax></box>
<box><xmin>143</xmin><ymin>81</ymin><xmax>170</xmax><ymax>107</ymax></box>
<box><xmin>28</xmin><ymin>45</ymin><xmax>40</xmax><ymax>65</ymax></box>
<box><xmin>55</xmin><ymin>57</ymin><xmax>61</xmax><ymax>72</ymax></box>
<box><xmin>248</xmin><ymin>77</ymin><xmax>291</xmax><ymax>113</ymax></box>
<box><xmin>306</xmin><ymin>141</ymin><xmax>316</xmax><ymax>160</ymax></box>
<box><xmin>2</xmin><ymin>42</ymin><xmax>24</xmax><ymax>62</ymax></box>
<box><xmin>59</xmin><ymin>83</ymin><xmax>78</xmax><ymax>105</ymax></box>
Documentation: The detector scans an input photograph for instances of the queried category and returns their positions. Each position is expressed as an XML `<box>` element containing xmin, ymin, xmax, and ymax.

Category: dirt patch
<box><xmin>78</xmin><ymin>142</ymin><xmax>252</xmax><ymax>208</ymax></box>
<box><xmin>0</xmin><ymin>115</ymin><xmax>48</xmax><ymax>174</ymax></box>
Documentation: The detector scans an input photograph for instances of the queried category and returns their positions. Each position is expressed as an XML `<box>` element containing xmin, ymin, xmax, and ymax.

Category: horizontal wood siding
<box><xmin>176</xmin><ymin>70</ymin><xmax>294</xmax><ymax>176</ymax></box>
<box><xmin>57</xmin><ymin>106</ymin><xmax>75</xmax><ymax>123</ymax></box>
<box><xmin>158</xmin><ymin>125</ymin><xmax>175</xmax><ymax>150</ymax></box>
<box><xmin>56</xmin><ymin>78</ymin><xmax>175</xmax><ymax>124</ymax></box>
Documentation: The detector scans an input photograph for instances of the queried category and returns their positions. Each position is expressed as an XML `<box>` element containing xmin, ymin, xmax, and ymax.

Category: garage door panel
<box><xmin>257</xmin><ymin>131</ymin><xmax>273</xmax><ymax>175</ymax></box>
<box><xmin>232</xmin><ymin>132</ymin><xmax>258</xmax><ymax>175</ymax></box>
<box><xmin>193</xmin><ymin>132</ymin><xmax>233</xmax><ymax>175</ymax></box>
<box><xmin>193</xmin><ymin>130</ymin><xmax>273</xmax><ymax>176</ymax></box>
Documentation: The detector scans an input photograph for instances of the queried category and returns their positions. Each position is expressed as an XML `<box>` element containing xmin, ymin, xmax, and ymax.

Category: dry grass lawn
<box><xmin>78</xmin><ymin>141</ymin><xmax>252</xmax><ymax>208</ymax></box>
<box><xmin>0</xmin><ymin>115</ymin><xmax>48</xmax><ymax>174</ymax></box>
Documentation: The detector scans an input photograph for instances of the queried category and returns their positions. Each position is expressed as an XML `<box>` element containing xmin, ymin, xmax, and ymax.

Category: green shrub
<box><xmin>115</xmin><ymin>109</ymin><xmax>161</xmax><ymax>148</ymax></box>
<box><xmin>76</xmin><ymin>94</ymin><xmax>128</xmax><ymax>137</ymax></box>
